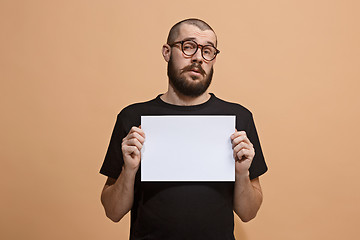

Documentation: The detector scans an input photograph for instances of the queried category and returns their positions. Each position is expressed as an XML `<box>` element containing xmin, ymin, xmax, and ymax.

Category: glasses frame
<box><xmin>169</xmin><ymin>40</ymin><xmax>220</xmax><ymax>61</ymax></box>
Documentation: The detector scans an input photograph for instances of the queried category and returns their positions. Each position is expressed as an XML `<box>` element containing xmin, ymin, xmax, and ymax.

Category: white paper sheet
<box><xmin>141</xmin><ymin>115</ymin><xmax>235</xmax><ymax>181</ymax></box>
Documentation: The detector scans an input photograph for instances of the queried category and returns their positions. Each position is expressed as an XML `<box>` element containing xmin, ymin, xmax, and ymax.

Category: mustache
<box><xmin>180</xmin><ymin>63</ymin><xmax>206</xmax><ymax>76</ymax></box>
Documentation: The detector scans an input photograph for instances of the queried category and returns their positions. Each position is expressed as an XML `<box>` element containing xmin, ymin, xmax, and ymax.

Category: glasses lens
<box><xmin>182</xmin><ymin>41</ymin><xmax>197</xmax><ymax>56</ymax></box>
<box><xmin>202</xmin><ymin>46</ymin><xmax>217</xmax><ymax>61</ymax></box>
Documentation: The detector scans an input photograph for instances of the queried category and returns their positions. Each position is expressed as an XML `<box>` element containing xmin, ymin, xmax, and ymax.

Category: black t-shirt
<box><xmin>100</xmin><ymin>93</ymin><xmax>268</xmax><ymax>240</ymax></box>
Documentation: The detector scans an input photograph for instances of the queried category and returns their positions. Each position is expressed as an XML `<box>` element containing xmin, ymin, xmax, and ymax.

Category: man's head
<box><xmin>166</xmin><ymin>19</ymin><xmax>218</xmax><ymax>47</ymax></box>
<box><xmin>162</xmin><ymin>18</ymin><xmax>219</xmax><ymax>97</ymax></box>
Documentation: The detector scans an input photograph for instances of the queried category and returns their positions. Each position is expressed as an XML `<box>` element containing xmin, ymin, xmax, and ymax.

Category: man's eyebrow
<box><xmin>182</xmin><ymin>37</ymin><xmax>215</xmax><ymax>47</ymax></box>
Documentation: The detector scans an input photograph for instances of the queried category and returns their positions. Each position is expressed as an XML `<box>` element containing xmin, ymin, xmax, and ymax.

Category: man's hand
<box><xmin>101</xmin><ymin>125</ymin><xmax>144</xmax><ymax>222</ymax></box>
<box><xmin>121</xmin><ymin>126</ymin><xmax>145</xmax><ymax>172</ymax></box>
<box><xmin>230</xmin><ymin>130</ymin><xmax>255</xmax><ymax>178</ymax></box>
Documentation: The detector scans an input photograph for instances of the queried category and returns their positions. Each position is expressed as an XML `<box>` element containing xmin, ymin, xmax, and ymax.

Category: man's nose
<box><xmin>191</xmin><ymin>48</ymin><xmax>203</xmax><ymax>64</ymax></box>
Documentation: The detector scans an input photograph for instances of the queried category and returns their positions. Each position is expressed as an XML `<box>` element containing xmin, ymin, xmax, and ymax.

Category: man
<box><xmin>100</xmin><ymin>18</ymin><xmax>268</xmax><ymax>240</ymax></box>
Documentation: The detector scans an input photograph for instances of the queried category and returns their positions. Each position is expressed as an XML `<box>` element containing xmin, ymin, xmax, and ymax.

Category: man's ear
<box><xmin>162</xmin><ymin>44</ymin><xmax>171</xmax><ymax>62</ymax></box>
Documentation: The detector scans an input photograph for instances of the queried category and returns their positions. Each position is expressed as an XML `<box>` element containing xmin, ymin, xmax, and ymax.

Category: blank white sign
<box><xmin>141</xmin><ymin>116</ymin><xmax>235</xmax><ymax>181</ymax></box>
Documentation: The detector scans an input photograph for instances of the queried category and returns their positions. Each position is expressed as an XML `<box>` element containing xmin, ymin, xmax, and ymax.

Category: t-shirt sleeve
<box><xmin>99</xmin><ymin>112</ymin><xmax>126</xmax><ymax>179</ymax></box>
<box><xmin>246</xmin><ymin>113</ymin><xmax>268</xmax><ymax>180</ymax></box>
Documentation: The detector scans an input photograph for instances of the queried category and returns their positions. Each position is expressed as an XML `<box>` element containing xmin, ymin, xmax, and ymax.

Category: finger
<box><xmin>236</xmin><ymin>148</ymin><xmax>251</xmax><ymax>161</ymax></box>
<box><xmin>231</xmin><ymin>132</ymin><xmax>251</xmax><ymax>146</ymax></box>
<box><xmin>233</xmin><ymin>142</ymin><xmax>251</xmax><ymax>153</ymax></box>
<box><xmin>233</xmin><ymin>139</ymin><xmax>253</xmax><ymax>150</ymax></box>
<box><xmin>124</xmin><ymin>126</ymin><xmax>145</xmax><ymax>140</ymax></box>
<box><xmin>236</xmin><ymin>148</ymin><xmax>255</xmax><ymax>161</ymax></box>
<box><xmin>123</xmin><ymin>138</ymin><xmax>143</xmax><ymax>151</ymax></box>
<box><xmin>230</xmin><ymin>130</ymin><xmax>246</xmax><ymax>140</ymax></box>
<box><xmin>231</xmin><ymin>135</ymin><xmax>252</xmax><ymax>148</ymax></box>
<box><xmin>129</xmin><ymin>126</ymin><xmax>145</xmax><ymax>137</ymax></box>
<box><xmin>234</xmin><ymin>149</ymin><xmax>246</xmax><ymax>161</ymax></box>
<box><xmin>122</xmin><ymin>145</ymin><xmax>140</xmax><ymax>156</ymax></box>
<box><xmin>239</xmin><ymin>148</ymin><xmax>254</xmax><ymax>160</ymax></box>
<box><xmin>123</xmin><ymin>132</ymin><xmax>145</xmax><ymax>144</ymax></box>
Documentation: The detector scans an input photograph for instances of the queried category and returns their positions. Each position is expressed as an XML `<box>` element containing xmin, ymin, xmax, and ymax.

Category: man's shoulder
<box><xmin>117</xmin><ymin>95</ymin><xmax>159</xmax><ymax>117</ymax></box>
<box><xmin>122</xmin><ymin>97</ymin><xmax>157</xmax><ymax>111</ymax></box>
<box><xmin>212</xmin><ymin>94</ymin><xmax>253</xmax><ymax>117</ymax></box>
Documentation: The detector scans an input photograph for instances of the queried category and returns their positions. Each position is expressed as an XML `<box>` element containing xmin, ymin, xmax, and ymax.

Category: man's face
<box><xmin>167</xmin><ymin>24</ymin><xmax>217</xmax><ymax>97</ymax></box>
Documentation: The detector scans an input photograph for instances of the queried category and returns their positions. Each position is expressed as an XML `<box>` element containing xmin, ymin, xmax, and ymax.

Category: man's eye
<box><xmin>184</xmin><ymin>45</ymin><xmax>195</xmax><ymax>49</ymax></box>
<box><xmin>203</xmin><ymin>48</ymin><xmax>213</xmax><ymax>55</ymax></box>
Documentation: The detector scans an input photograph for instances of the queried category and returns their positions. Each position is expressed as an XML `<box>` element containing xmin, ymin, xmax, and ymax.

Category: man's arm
<box><xmin>100</xmin><ymin>168</ymin><xmax>137</xmax><ymax>222</ymax></box>
<box><xmin>231</xmin><ymin>130</ymin><xmax>263</xmax><ymax>222</ymax></box>
<box><xmin>233</xmin><ymin>176</ymin><xmax>263</xmax><ymax>222</ymax></box>
<box><xmin>100</xmin><ymin>126</ymin><xmax>144</xmax><ymax>222</ymax></box>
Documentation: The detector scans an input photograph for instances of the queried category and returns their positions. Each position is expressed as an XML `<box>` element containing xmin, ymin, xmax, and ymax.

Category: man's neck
<box><xmin>160</xmin><ymin>86</ymin><xmax>211</xmax><ymax>106</ymax></box>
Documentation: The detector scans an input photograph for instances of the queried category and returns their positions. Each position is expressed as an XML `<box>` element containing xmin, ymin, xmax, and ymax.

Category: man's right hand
<box><xmin>121</xmin><ymin>126</ymin><xmax>145</xmax><ymax>172</ymax></box>
<box><xmin>102</xmin><ymin>125</ymin><xmax>144</xmax><ymax>222</ymax></box>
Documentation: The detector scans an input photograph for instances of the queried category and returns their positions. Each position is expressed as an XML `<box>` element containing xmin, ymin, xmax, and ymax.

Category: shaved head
<box><xmin>167</xmin><ymin>18</ymin><xmax>217</xmax><ymax>46</ymax></box>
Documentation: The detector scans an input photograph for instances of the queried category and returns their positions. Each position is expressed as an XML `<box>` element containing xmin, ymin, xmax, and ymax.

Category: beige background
<box><xmin>1</xmin><ymin>0</ymin><xmax>359</xmax><ymax>239</ymax></box>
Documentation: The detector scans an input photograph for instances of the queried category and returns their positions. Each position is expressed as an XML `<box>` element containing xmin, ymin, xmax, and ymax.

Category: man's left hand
<box><xmin>230</xmin><ymin>130</ymin><xmax>255</xmax><ymax>178</ymax></box>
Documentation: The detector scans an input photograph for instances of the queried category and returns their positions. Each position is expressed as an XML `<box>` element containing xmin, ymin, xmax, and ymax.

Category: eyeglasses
<box><xmin>169</xmin><ymin>40</ymin><xmax>220</xmax><ymax>61</ymax></box>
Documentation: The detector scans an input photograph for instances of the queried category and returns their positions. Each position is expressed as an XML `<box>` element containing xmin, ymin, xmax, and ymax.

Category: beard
<box><xmin>167</xmin><ymin>56</ymin><xmax>213</xmax><ymax>97</ymax></box>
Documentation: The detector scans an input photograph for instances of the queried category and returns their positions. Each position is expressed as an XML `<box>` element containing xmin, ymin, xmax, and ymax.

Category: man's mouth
<box><xmin>181</xmin><ymin>64</ymin><xmax>206</xmax><ymax>76</ymax></box>
<box><xmin>190</xmin><ymin>68</ymin><xmax>201</xmax><ymax>73</ymax></box>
